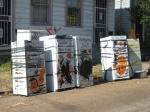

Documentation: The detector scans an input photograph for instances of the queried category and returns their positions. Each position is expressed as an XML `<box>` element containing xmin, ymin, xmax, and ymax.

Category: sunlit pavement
<box><xmin>0</xmin><ymin>77</ymin><xmax>150</xmax><ymax>112</ymax></box>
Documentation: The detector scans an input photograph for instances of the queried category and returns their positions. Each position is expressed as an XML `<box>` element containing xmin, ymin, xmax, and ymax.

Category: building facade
<box><xmin>0</xmin><ymin>0</ymin><xmax>12</xmax><ymax>46</ymax></box>
<box><xmin>14</xmin><ymin>0</ymin><xmax>115</xmax><ymax>43</ymax></box>
<box><xmin>0</xmin><ymin>0</ymin><xmax>116</xmax><ymax>46</ymax></box>
<box><xmin>115</xmin><ymin>0</ymin><xmax>131</xmax><ymax>35</ymax></box>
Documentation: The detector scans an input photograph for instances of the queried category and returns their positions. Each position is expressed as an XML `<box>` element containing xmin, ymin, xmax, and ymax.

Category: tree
<box><xmin>129</xmin><ymin>0</ymin><xmax>150</xmax><ymax>42</ymax></box>
<box><xmin>131</xmin><ymin>0</ymin><xmax>150</xmax><ymax>24</ymax></box>
<box><xmin>138</xmin><ymin>0</ymin><xmax>150</xmax><ymax>23</ymax></box>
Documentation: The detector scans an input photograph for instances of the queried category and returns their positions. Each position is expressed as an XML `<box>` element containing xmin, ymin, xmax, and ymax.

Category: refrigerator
<box><xmin>11</xmin><ymin>39</ymin><xmax>47</xmax><ymax>96</ymax></box>
<box><xmin>16</xmin><ymin>29</ymin><xmax>48</xmax><ymax>42</ymax></box>
<box><xmin>127</xmin><ymin>39</ymin><xmax>142</xmax><ymax>77</ymax></box>
<box><xmin>100</xmin><ymin>36</ymin><xmax>130</xmax><ymax>81</ymax></box>
<box><xmin>73</xmin><ymin>36</ymin><xmax>93</xmax><ymax>87</ymax></box>
<box><xmin>40</xmin><ymin>35</ymin><xmax>75</xmax><ymax>92</ymax></box>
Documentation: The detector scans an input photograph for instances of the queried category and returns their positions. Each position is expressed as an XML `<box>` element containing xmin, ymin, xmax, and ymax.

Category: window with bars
<box><xmin>95</xmin><ymin>0</ymin><xmax>107</xmax><ymax>43</ymax></box>
<box><xmin>0</xmin><ymin>0</ymin><xmax>3</xmax><ymax>8</ymax></box>
<box><xmin>0</xmin><ymin>0</ymin><xmax>11</xmax><ymax>46</ymax></box>
<box><xmin>96</xmin><ymin>0</ymin><xmax>107</xmax><ymax>8</ymax></box>
<box><xmin>31</xmin><ymin>0</ymin><xmax>49</xmax><ymax>25</ymax></box>
<box><xmin>0</xmin><ymin>0</ymin><xmax>11</xmax><ymax>15</ymax></box>
<box><xmin>66</xmin><ymin>0</ymin><xmax>81</xmax><ymax>27</ymax></box>
<box><xmin>96</xmin><ymin>0</ymin><xmax>107</xmax><ymax>27</ymax></box>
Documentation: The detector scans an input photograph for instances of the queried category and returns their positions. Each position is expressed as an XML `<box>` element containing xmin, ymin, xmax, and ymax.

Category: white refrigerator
<box><xmin>100</xmin><ymin>36</ymin><xmax>130</xmax><ymax>81</ymax></box>
<box><xmin>40</xmin><ymin>35</ymin><xmax>75</xmax><ymax>92</ymax></box>
<box><xmin>73</xmin><ymin>36</ymin><xmax>93</xmax><ymax>87</ymax></box>
<box><xmin>127</xmin><ymin>39</ymin><xmax>142</xmax><ymax>77</ymax></box>
<box><xmin>11</xmin><ymin>40</ymin><xmax>47</xmax><ymax>96</ymax></box>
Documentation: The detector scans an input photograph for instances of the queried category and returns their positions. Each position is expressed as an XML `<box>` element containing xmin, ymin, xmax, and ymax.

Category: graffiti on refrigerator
<box><xmin>29</xmin><ymin>68</ymin><xmax>46</xmax><ymax>93</ymax></box>
<box><xmin>79</xmin><ymin>39</ymin><xmax>92</xmax><ymax>80</ymax></box>
<box><xmin>113</xmin><ymin>40</ymin><xmax>128</xmax><ymax>78</ymax></box>
<box><xmin>79</xmin><ymin>50</ymin><xmax>92</xmax><ymax>80</ymax></box>
<box><xmin>12</xmin><ymin>38</ymin><xmax>47</xmax><ymax>96</ymax></box>
<box><xmin>57</xmin><ymin>53</ymin><xmax>74</xmax><ymax>88</ymax></box>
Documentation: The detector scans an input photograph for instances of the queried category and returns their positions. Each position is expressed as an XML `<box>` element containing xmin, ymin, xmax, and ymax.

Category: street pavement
<box><xmin>0</xmin><ymin>77</ymin><xmax>150</xmax><ymax>112</ymax></box>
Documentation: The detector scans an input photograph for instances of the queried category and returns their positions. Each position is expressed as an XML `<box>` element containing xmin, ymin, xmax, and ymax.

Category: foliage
<box><xmin>93</xmin><ymin>64</ymin><xmax>102</xmax><ymax>79</ymax></box>
<box><xmin>130</xmin><ymin>0</ymin><xmax>150</xmax><ymax>24</ymax></box>
<box><xmin>0</xmin><ymin>60</ymin><xmax>12</xmax><ymax>92</ymax></box>
<box><xmin>0</xmin><ymin>60</ymin><xmax>11</xmax><ymax>72</ymax></box>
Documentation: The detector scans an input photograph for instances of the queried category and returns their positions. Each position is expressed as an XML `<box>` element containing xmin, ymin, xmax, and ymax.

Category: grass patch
<box><xmin>93</xmin><ymin>64</ymin><xmax>103</xmax><ymax>79</ymax></box>
<box><xmin>0</xmin><ymin>59</ymin><xmax>12</xmax><ymax>92</ymax></box>
<box><xmin>0</xmin><ymin>61</ymin><xmax>11</xmax><ymax>72</ymax></box>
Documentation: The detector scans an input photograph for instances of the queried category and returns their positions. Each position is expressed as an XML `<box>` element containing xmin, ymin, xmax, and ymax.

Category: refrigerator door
<box><xmin>112</xmin><ymin>39</ymin><xmax>129</xmax><ymax>80</ymax></box>
<box><xmin>12</xmin><ymin>40</ymin><xmax>47</xmax><ymax>96</ymax></box>
<box><xmin>100</xmin><ymin>36</ymin><xmax>130</xmax><ymax>81</ymax></box>
<box><xmin>56</xmin><ymin>38</ymin><xmax>75</xmax><ymax>90</ymax></box>
<box><xmin>100</xmin><ymin>39</ymin><xmax>114</xmax><ymax>81</ymax></box>
<box><xmin>112</xmin><ymin>54</ymin><xmax>129</xmax><ymax>80</ymax></box>
<box><xmin>127</xmin><ymin>39</ymin><xmax>142</xmax><ymax>77</ymax></box>
<box><xmin>73</xmin><ymin>36</ymin><xmax>93</xmax><ymax>87</ymax></box>
<box><xmin>40</xmin><ymin>36</ymin><xmax>75</xmax><ymax>91</ymax></box>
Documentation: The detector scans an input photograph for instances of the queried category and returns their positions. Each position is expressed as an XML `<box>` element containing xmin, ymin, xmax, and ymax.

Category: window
<box><xmin>96</xmin><ymin>0</ymin><xmax>107</xmax><ymax>27</ymax></box>
<box><xmin>0</xmin><ymin>0</ymin><xmax>11</xmax><ymax>46</ymax></box>
<box><xmin>66</xmin><ymin>0</ymin><xmax>81</xmax><ymax>26</ymax></box>
<box><xmin>95</xmin><ymin>0</ymin><xmax>107</xmax><ymax>43</ymax></box>
<box><xmin>31</xmin><ymin>0</ymin><xmax>49</xmax><ymax>25</ymax></box>
<box><xmin>0</xmin><ymin>0</ymin><xmax>3</xmax><ymax>8</ymax></box>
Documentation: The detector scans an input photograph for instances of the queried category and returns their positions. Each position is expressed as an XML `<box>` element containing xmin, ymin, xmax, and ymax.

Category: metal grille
<box><xmin>31</xmin><ymin>0</ymin><xmax>49</xmax><ymax>25</ymax></box>
<box><xmin>0</xmin><ymin>0</ymin><xmax>11</xmax><ymax>46</ymax></box>
<box><xmin>95</xmin><ymin>0</ymin><xmax>107</xmax><ymax>43</ymax></box>
<box><xmin>95</xmin><ymin>28</ymin><xmax>106</xmax><ymax>43</ymax></box>
<box><xmin>66</xmin><ymin>0</ymin><xmax>81</xmax><ymax>26</ymax></box>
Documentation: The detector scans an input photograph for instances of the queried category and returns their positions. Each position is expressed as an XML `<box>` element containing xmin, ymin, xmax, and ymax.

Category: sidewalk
<box><xmin>142</xmin><ymin>61</ymin><xmax>150</xmax><ymax>70</ymax></box>
<box><xmin>0</xmin><ymin>77</ymin><xmax>150</xmax><ymax>112</ymax></box>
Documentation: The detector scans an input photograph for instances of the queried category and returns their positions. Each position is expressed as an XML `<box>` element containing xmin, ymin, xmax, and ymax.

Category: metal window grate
<box><xmin>96</xmin><ymin>8</ymin><xmax>107</xmax><ymax>26</ymax></box>
<box><xmin>31</xmin><ymin>0</ymin><xmax>49</xmax><ymax>25</ymax></box>
<box><xmin>95</xmin><ymin>0</ymin><xmax>107</xmax><ymax>43</ymax></box>
<box><xmin>0</xmin><ymin>0</ymin><xmax>11</xmax><ymax>46</ymax></box>
<box><xmin>95</xmin><ymin>28</ymin><xmax>106</xmax><ymax>43</ymax></box>
<box><xmin>96</xmin><ymin>0</ymin><xmax>107</xmax><ymax>8</ymax></box>
<box><xmin>66</xmin><ymin>0</ymin><xmax>81</xmax><ymax>26</ymax></box>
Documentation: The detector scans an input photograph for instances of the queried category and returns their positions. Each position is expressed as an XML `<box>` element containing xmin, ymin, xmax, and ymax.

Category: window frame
<box><xmin>94</xmin><ymin>0</ymin><xmax>107</xmax><ymax>43</ymax></box>
<box><xmin>30</xmin><ymin>0</ymin><xmax>51</xmax><ymax>26</ymax></box>
<box><xmin>65</xmin><ymin>0</ymin><xmax>82</xmax><ymax>27</ymax></box>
